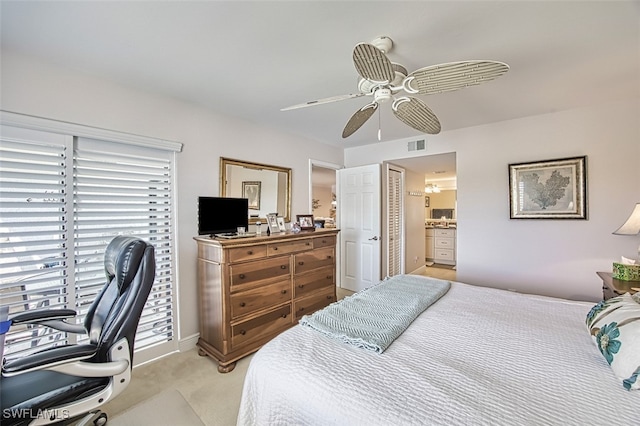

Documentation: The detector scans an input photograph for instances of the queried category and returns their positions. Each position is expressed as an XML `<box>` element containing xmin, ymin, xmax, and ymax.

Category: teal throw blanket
<box><xmin>299</xmin><ymin>275</ymin><xmax>450</xmax><ymax>353</ymax></box>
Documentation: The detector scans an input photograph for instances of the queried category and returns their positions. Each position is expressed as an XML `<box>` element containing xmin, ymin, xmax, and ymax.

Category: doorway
<box><xmin>387</xmin><ymin>152</ymin><xmax>457</xmax><ymax>278</ymax></box>
<box><xmin>309</xmin><ymin>160</ymin><xmax>339</xmax><ymax>229</ymax></box>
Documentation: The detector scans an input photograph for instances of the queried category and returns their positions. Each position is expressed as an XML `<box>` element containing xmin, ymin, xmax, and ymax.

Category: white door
<box><xmin>337</xmin><ymin>164</ymin><xmax>381</xmax><ymax>292</ymax></box>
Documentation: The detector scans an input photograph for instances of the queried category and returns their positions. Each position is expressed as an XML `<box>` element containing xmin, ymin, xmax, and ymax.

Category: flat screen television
<box><xmin>198</xmin><ymin>196</ymin><xmax>249</xmax><ymax>236</ymax></box>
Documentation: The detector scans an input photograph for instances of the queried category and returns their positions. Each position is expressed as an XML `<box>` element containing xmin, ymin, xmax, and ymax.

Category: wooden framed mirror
<box><xmin>220</xmin><ymin>157</ymin><xmax>292</xmax><ymax>224</ymax></box>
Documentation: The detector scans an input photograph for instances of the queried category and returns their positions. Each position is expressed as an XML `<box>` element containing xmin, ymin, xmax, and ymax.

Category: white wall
<box><xmin>346</xmin><ymin>98</ymin><xmax>639</xmax><ymax>301</ymax></box>
<box><xmin>1</xmin><ymin>50</ymin><xmax>344</xmax><ymax>344</ymax></box>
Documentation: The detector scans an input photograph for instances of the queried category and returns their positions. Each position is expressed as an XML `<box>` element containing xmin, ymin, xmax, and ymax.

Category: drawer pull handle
<box><xmin>322</xmin><ymin>239</ymin><xmax>327</xmax><ymax>243</ymax></box>
<box><xmin>281</xmin><ymin>314</ymin><xmax>288</xmax><ymax>318</ymax></box>
<box><xmin>240</xmin><ymin>330</ymin><xmax>246</xmax><ymax>335</ymax></box>
<box><xmin>298</xmin><ymin>284</ymin><xmax>304</xmax><ymax>288</ymax></box>
<box><xmin>281</xmin><ymin>290</ymin><xmax>287</xmax><ymax>294</ymax></box>
<box><xmin>280</xmin><ymin>265</ymin><xmax>287</xmax><ymax>269</ymax></box>
<box><xmin>247</xmin><ymin>250</ymin><xmax>253</xmax><ymax>255</ymax></box>
<box><xmin>326</xmin><ymin>276</ymin><xmax>332</xmax><ymax>280</ymax></box>
<box><xmin>239</xmin><ymin>274</ymin><xmax>245</xmax><ymax>279</ymax></box>
<box><xmin>298</xmin><ymin>261</ymin><xmax>304</xmax><ymax>265</ymax></box>
<box><xmin>326</xmin><ymin>255</ymin><xmax>332</xmax><ymax>259</ymax></box>
<box><xmin>327</xmin><ymin>295</ymin><xmax>333</xmax><ymax>300</ymax></box>
<box><xmin>306</xmin><ymin>242</ymin><xmax>310</xmax><ymax>246</ymax></box>
<box><xmin>273</xmin><ymin>247</ymin><xmax>278</xmax><ymax>250</ymax></box>
<box><xmin>240</xmin><ymin>302</ymin><xmax>246</xmax><ymax>307</ymax></box>
<box><xmin>299</xmin><ymin>307</ymin><xmax>304</xmax><ymax>311</ymax></box>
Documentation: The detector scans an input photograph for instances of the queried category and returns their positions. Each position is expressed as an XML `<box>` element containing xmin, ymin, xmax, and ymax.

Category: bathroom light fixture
<box><xmin>613</xmin><ymin>203</ymin><xmax>640</xmax><ymax>261</ymax></box>
<box><xmin>425</xmin><ymin>183</ymin><xmax>440</xmax><ymax>193</ymax></box>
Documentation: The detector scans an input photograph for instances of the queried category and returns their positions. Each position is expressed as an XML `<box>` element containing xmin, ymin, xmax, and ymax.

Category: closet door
<box><xmin>387</xmin><ymin>167</ymin><xmax>404</xmax><ymax>277</ymax></box>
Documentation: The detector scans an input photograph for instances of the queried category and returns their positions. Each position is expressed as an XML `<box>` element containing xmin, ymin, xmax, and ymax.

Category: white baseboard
<box><xmin>409</xmin><ymin>265</ymin><xmax>427</xmax><ymax>275</ymax></box>
<box><xmin>179</xmin><ymin>333</ymin><xmax>199</xmax><ymax>352</ymax></box>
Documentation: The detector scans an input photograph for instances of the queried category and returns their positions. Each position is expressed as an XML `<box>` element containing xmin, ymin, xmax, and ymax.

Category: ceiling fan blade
<box><xmin>342</xmin><ymin>103</ymin><xmax>378</xmax><ymax>138</ymax></box>
<box><xmin>405</xmin><ymin>61</ymin><xmax>509</xmax><ymax>95</ymax></box>
<box><xmin>281</xmin><ymin>93</ymin><xmax>370</xmax><ymax>111</ymax></box>
<box><xmin>353</xmin><ymin>43</ymin><xmax>395</xmax><ymax>84</ymax></box>
<box><xmin>392</xmin><ymin>97</ymin><xmax>441</xmax><ymax>135</ymax></box>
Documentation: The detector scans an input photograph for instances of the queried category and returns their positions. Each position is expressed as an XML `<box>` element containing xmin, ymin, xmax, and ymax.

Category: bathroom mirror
<box><xmin>220</xmin><ymin>157</ymin><xmax>292</xmax><ymax>224</ymax></box>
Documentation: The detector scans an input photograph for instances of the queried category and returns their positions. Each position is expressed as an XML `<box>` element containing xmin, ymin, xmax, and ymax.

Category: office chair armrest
<box><xmin>10</xmin><ymin>308</ymin><xmax>77</xmax><ymax>324</ymax></box>
<box><xmin>8</xmin><ymin>308</ymin><xmax>86</xmax><ymax>334</ymax></box>
<box><xmin>2</xmin><ymin>343</ymin><xmax>97</xmax><ymax>376</ymax></box>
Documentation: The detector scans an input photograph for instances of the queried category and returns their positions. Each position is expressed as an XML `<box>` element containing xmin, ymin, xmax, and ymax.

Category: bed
<box><xmin>237</xmin><ymin>275</ymin><xmax>640</xmax><ymax>426</ymax></box>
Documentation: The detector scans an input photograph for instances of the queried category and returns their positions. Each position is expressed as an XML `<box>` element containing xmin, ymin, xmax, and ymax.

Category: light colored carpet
<box><xmin>101</xmin><ymin>349</ymin><xmax>253</xmax><ymax>425</ymax></box>
<box><xmin>109</xmin><ymin>389</ymin><xmax>204</xmax><ymax>426</ymax></box>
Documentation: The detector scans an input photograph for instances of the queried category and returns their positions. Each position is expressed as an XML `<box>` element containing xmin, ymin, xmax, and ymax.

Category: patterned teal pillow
<box><xmin>587</xmin><ymin>293</ymin><xmax>640</xmax><ymax>390</ymax></box>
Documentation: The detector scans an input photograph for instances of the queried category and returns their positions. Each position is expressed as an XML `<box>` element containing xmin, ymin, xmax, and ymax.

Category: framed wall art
<box><xmin>242</xmin><ymin>181</ymin><xmax>261</xmax><ymax>210</ymax></box>
<box><xmin>508</xmin><ymin>156</ymin><xmax>587</xmax><ymax>220</ymax></box>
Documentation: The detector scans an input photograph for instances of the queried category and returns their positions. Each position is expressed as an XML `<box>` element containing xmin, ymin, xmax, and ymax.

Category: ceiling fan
<box><xmin>281</xmin><ymin>36</ymin><xmax>509</xmax><ymax>139</ymax></box>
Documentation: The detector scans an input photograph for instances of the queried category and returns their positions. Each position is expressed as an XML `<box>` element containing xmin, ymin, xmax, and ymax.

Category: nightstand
<box><xmin>597</xmin><ymin>271</ymin><xmax>640</xmax><ymax>300</ymax></box>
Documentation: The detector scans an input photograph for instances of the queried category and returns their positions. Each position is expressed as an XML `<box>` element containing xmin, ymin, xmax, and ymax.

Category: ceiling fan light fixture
<box><xmin>282</xmin><ymin>35</ymin><xmax>509</xmax><ymax>140</ymax></box>
<box><xmin>374</xmin><ymin>88</ymin><xmax>392</xmax><ymax>103</ymax></box>
<box><xmin>425</xmin><ymin>183</ymin><xmax>441</xmax><ymax>193</ymax></box>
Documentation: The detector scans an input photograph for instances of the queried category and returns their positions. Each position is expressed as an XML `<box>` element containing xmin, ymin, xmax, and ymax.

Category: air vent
<box><xmin>407</xmin><ymin>139</ymin><xmax>426</xmax><ymax>152</ymax></box>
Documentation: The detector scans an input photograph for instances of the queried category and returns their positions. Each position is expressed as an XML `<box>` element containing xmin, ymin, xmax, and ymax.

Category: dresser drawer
<box><xmin>267</xmin><ymin>239</ymin><xmax>312</xmax><ymax>256</ymax></box>
<box><xmin>294</xmin><ymin>266</ymin><xmax>334</xmax><ymax>298</ymax></box>
<box><xmin>230</xmin><ymin>256</ymin><xmax>290</xmax><ymax>288</ymax></box>
<box><xmin>231</xmin><ymin>304</ymin><xmax>292</xmax><ymax>349</ymax></box>
<box><xmin>313</xmin><ymin>235</ymin><xmax>336</xmax><ymax>249</ymax></box>
<box><xmin>294</xmin><ymin>247</ymin><xmax>334</xmax><ymax>274</ymax></box>
<box><xmin>230</xmin><ymin>279</ymin><xmax>291</xmax><ymax>319</ymax></box>
<box><xmin>228</xmin><ymin>245</ymin><xmax>267</xmax><ymax>263</ymax></box>
<box><xmin>294</xmin><ymin>288</ymin><xmax>336</xmax><ymax>319</ymax></box>
<box><xmin>434</xmin><ymin>228</ymin><xmax>455</xmax><ymax>238</ymax></box>
<box><xmin>434</xmin><ymin>248</ymin><xmax>455</xmax><ymax>261</ymax></box>
<box><xmin>434</xmin><ymin>237</ymin><xmax>455</xmax><ymax>249</ymax></box>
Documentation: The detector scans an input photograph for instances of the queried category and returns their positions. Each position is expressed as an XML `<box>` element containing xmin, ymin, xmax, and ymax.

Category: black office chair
<box><xmin>1</xmin><ymin>236</ymin><xmax>156</xmax><ymax>426</ymax></box>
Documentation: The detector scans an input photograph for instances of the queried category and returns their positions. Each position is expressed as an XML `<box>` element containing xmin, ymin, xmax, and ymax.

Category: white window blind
<box><xmin>73</xmin><ymin>138</ymin><xmax>175</xmax><ymax>350</ymax></box>
<box><xmin>0</xmin><ymin>128</ymin><xmax>72</xmax><ymax>357</ymax></box>
<box><xmin>1</xmin><ymin>119</ymin><xmax>181</xmax><ymax>363</ymax></box>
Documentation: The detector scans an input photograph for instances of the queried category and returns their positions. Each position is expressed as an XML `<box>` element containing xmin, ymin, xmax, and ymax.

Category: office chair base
<box><xmin>75</xmin><ymin>410</ymin><xmax>107</xmax><ymax>426</ymax></box>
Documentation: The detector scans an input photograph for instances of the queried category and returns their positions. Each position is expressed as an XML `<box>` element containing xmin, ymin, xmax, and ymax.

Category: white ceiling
<box><xmin>1</xmin><ymin>1</ymin><xmax>639</xmax><ymax>150</ymax></box>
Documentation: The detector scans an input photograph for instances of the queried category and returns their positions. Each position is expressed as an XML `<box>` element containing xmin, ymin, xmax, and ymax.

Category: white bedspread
<box><xmin>237</xmin><ymin>280</ymin><xmax>640</xmax><ymax>426</ymax></box>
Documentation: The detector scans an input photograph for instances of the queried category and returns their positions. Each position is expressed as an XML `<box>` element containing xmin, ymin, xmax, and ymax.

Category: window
<box><xmin>0</xmin><ymin>116</ymin><xmax>182</xmax><ymax>364</ymax></box>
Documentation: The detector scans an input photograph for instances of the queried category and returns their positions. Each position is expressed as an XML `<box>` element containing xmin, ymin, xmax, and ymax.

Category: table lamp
<box><xmin>613</xmin><ymin>202</ymin><xmax>640</xmax><ymax>262</ymax></box>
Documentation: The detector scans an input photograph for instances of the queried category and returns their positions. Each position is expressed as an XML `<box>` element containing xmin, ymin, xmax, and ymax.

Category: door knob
<box><xmin>368</xmin><ymin>236</ymin><xmax>379</xmax><ymax>241</ymax></box>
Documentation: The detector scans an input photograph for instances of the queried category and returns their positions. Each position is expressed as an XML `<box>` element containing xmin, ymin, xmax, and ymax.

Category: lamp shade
<box><xmin>613</xmin><ymin>203</ymin><xmax>640</xmax><ymax>235</ymax></box>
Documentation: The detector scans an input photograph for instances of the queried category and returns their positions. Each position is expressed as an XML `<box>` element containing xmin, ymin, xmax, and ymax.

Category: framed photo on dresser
<box><xmin>266</xmin><ymin>213</ymin><xmax>280</xmax><ymax>234</ymax></box>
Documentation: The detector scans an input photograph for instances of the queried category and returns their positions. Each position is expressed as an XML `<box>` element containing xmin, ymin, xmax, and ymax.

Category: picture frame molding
<box><xmin>508</xmin><ymin>156</ymin><xmax>587</xmax><ymax>220</ymax></box>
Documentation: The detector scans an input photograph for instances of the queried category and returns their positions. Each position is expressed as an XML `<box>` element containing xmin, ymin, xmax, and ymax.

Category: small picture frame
<box><xmin>296</xmin><ymin>214</ymin><xmax>315</xmax><ymax>231</ymax></box>
<box><xmin>242</xmin><ymin>181</ymin><xmax>261</xmax><ymax>210</ymax></box>
<box><xmin>266</xmin><ymin>213</ymin><xmax>280</xmax><ymax>234</ymax></box>
<box><xmin>276</xmin><ymin>216</ymin><xmax>286</xmax><ymax>232</ymax></box>
<box><xmin>425</xmin><ymin>196</ymin><xmax>430</xmax><ymax>207</ymax></box>
<box><xmin>508</xmin><ymin>156</ymin><xmax>587</xmax><ymax>220</ymax></box>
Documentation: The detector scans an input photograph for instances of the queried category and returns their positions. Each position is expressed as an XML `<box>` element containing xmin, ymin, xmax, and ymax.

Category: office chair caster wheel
<box><xmin>93</xmin><ymin>412</ymin><xmax>108</xmax><ymax>426</ymax></box>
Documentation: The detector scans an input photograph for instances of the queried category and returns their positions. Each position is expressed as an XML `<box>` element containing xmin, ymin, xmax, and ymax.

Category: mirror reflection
<box><xmin>220</xmin><ymin>157</ymin><xmax>291</xmax><ymax>223</ymax></box>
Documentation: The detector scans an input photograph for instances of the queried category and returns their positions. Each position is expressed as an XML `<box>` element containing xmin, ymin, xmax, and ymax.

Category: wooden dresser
<box><xmin>194</xmin><ymin>229</ymin><xmax>339</xmax><ymax>372</ymax></box>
